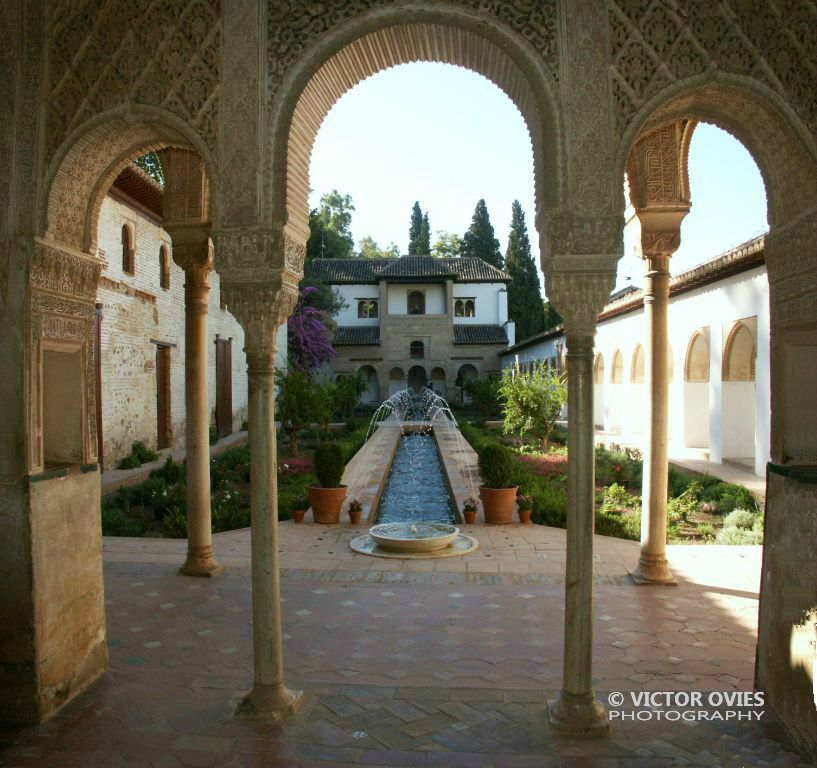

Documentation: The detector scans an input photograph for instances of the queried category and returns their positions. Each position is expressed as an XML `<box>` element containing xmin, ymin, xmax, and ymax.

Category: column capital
<box><xmin>539</xmin><ymin>212</ymin><xmax>623</xmax><ymax>260</ymax></box>
<box><xmin>544</xmin><ymin>254</ymin><xmax>618</xmax><ymax>338</ymax></box>
<box><xmin>165</xmin><ymin>223</ymin><xmax>213</xmax><ymax>274</ymax></box>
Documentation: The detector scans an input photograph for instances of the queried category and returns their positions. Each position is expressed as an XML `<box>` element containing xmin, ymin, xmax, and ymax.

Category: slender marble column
<box><xmin>548</xmin><ymin>331</ymin><xmax>608</xmax><ymax>735</ymax></box>
<box><xmin>173</xmin><ymin>243</ymin><xmax>222</xmax><ymax>578</ymax></box>
<box><xmin>236</xmin><ymin>323</ymin><xmax>302</xmax><ymax>719</ymax></box>
<box><xmin>632</xmin><ymin>253</ymin><xmax>676</xmax><ymax>585</ymax></box>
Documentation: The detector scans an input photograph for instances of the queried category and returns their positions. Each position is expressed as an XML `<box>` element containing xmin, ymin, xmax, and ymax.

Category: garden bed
<box><xmin>459</xmin><ymin>422</ymin><xmax>763</xmax><ymax>545</ymax></box>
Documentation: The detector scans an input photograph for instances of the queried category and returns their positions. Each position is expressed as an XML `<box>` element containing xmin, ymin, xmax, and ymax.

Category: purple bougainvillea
<box><xmin>287</xmin><ymin>286</ymin><xmax>336</xmax><ymax>374</ymax></box>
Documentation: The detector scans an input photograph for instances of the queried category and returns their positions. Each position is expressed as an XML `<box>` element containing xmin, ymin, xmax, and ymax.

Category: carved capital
<box><xmin>222</xmin><ymin>281</ymin><xmax>298</xmax><ymax>370</ymax></box>
<box><xmin>541</xmin><ymin>213</ymin><xmax>623</xmax><ymax>261</ymax></box>
<box><xmin>545</xmin><ymin>255</ymin><xmax>617</xmax><ymax>337</ymax></box>
<box><xmin>212</xmin><ymin>227</ymin><xmax>305</xmax><ymax>290</ymax></box>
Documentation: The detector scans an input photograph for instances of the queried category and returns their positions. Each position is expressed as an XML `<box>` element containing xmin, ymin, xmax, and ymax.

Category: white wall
<box><xmin>501</xmin><ymin>263</ymin><xmax>770</xmax><ymax>476</ymax></box>
<box><xmin>387</xmin><ymin>283</ymin><xmax>446</xmax><ymax>315</ymax></box>
<box><xmin>96</xmin><ymin>195</ymin><xmax>248</xmax><ymax>465</ymax></box>
<box><xmin>334</xmin><ymin>283</ymin><xmax>380</xmax><ymax>326</ymax></box>
<box><xmin>452</xmin><ymin>282</ymin><xmax>502</xmax><ymax>324</ymax></box>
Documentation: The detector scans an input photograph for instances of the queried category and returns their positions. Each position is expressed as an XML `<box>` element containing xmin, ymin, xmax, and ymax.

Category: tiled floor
<box><xmin>1</xmin><ymin>526</ymin><xmax>808</xmax><ymax>767</ymax></box>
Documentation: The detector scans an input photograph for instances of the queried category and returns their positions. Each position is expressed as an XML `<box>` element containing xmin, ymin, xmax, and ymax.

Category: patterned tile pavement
<box><xmin>1</xmin><ymin>524</ymin><xmax>809</xmax><ymax>767</ymax></box>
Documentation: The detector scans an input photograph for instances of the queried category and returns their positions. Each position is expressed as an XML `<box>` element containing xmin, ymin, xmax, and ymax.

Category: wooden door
<box><xmin>156</xmin><ymin>345</ymin><xmax>171</xmax><ymax>450</ymax></box>
<box><xmin>215</xmin><ymin>337</ymin><xmax>233</xmax><ymax>438</ymax></box>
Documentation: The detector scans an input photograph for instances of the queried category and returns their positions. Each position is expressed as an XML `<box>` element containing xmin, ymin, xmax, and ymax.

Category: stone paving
<box><xmin>0</xmin><ymin>524</ymin><xmax>808</xmax><ymax>767</ymax></box>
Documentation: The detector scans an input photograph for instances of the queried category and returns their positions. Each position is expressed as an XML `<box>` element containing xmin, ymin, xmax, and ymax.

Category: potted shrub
<box><xmin>291</xmin><ymin>495</ymin><xmax>309</xmax><ymax>524</ymax></box>
<box><xmin>477</xmin><ymin>443</ymin><xmax>518</xmax><ymax>525</ymax></box>
<box><xmin>347</xmin><ymin>498</ymin><xmax>363</xmax><ymax>525</ymax></box>
<box><xmin>516</xmin><ymin>493</ymin><xmax>533</xmax><ymax>525</ymax></box>
<box><xmin>307</xmin><ymin>442</ymin><xmax>347</xmax><ymax>524</ymax></box>
<box><xmin>462</xmin><ymin>496</ymin><xmax>479</xmax><ymax>524</ymax></box>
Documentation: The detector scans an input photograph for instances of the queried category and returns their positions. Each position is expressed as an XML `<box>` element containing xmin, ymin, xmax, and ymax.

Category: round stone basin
<box><xmin>368</xmin><ymin>522</ymin><xmax>459</xmax><ymax>553</ymax></box>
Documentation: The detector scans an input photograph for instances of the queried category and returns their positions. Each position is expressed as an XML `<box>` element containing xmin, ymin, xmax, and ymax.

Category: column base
<box><xmin>179</xmin><ymin>546</ymin><xmax>224</xmax><ymax>578</ymax></box>
<box><xmin>235</xmin><ymin>683</ymin><xmax>303</xmax><ymax>721</ymax></box>
<box><xmin>630</xmin><ymin>553</ymin><xmax>676</xmax><ymax>586</ymax></box>
<box><xmin>547</xmin><ymin>690</ymin><xmax>609</xmax><ymax>737</ymax></box>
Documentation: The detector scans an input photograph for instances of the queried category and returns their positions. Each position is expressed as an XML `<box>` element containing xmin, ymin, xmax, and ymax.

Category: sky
<box><xmin>309</xmin><ymin>63</ymin><xmax>768</xmax><ymax>294</ymax></box>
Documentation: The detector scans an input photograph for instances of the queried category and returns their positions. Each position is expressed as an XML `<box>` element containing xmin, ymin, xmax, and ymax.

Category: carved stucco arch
<box><xmin>266</xmin><ymin>4</ymin><xmax>562</xmax><ymax>244</ymax></box>
<box><xmin>616</xmin><ymin>75</ymin><xmax>817</xmax><ymax>230</ymax></box>
<box><xmin>684</xmin><ymin>331</ymin><xmax>710</xmax><ymax>384</ymax></box>
<box><xmin>40</xmin><ymin>107</ymin><xmax>221</xmax><ymax>255</ymax></box>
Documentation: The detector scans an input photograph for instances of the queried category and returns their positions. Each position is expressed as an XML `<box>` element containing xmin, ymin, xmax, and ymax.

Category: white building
<box><xmin>501</xmin><ymin>236</ymin><xmax>769</xmax><ymax>477</ymax></box>
<box><xmin>305</xmin><ymin>256</ymin><xmax>515</xmax><ymax>403</ymax></box>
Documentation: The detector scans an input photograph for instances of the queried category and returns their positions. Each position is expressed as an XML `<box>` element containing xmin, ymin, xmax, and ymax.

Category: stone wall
<box><xmin>96</xmin><ymin>195</ymin><xmax>248</xmax><ymax>466</ymax></box>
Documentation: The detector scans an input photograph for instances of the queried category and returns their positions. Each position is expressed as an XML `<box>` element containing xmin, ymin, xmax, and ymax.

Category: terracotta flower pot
<box><xmin>517</xmin><ymin>508</ymin><xmax>532</xmax><ymax>525</ymax></box>
<box><xmin>307</xmin><ymin>485</ymin><xmax>347</xmax><ymax>524</ymax></box>
<box><xmin>293</xmin><ymin>509</ymin><xmax>306</xmax><ymax>524</ymax></box>
<box><xmin>348</xmin><ymin>509</ymin><xmax>362</xmax><ymax>525</ymax></box>
<box><xmin>479</xmin><ymin>485</ymin><xmax>519</xmax><ymax>525</ymax></box>
<box><xmin>463</xmin><ymin>508</ymin><xmax>477</xmax><ymax>524</ymax></box>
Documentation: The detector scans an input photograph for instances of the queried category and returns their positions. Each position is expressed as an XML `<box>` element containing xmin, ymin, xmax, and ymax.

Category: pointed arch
<box><xmin>610</xmin><ymin>349</ymin><xmax>624</xmax><ymax>384</ymax></box>
<box><xmin>685</xmin><ymin>332</ymin><xmax>710</xmax><ymax>383</ymax></box>
<box><xmin>630</xmin><ymin>344</ymin><xmax>645</xmax><ymax>384</ymax></box>
<box><xmin>723</xmin><ymin>321</ymin><xmax>756</xmax><ymax>382</ymax></box>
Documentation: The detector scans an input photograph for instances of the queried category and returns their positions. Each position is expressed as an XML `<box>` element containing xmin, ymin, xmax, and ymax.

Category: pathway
<box><xmin>1</xmin><ymin>525</ymin><xmax>808</xmax><ymax>768</ymax></box>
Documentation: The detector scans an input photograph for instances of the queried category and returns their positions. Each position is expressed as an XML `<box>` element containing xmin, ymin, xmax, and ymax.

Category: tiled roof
<box><xmin>304</xmin><ymin>256</ymin><xmax>510</xmax><ymax>284</ymax></box>
<box><xmin>333</xmin><ymin>326</ymin><xmax>380</xmax><ymax>346</ymax></box>
<box><xmin>453</xmin><ymin>324</ymin><xmax>508</xmax><ymax>345</ymax></box>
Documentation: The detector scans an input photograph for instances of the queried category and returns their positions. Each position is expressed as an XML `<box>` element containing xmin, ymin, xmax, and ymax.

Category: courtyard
<box><xmin>1</xmin><ymin>524</ymin><xmax>807</xmax><ymax>768</ymax></box>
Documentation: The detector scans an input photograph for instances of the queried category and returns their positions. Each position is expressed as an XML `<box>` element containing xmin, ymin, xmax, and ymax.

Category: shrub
<box><xmin>151</xmin><ymin>483</ymin><xmax>187</xmax><ymax>521</ymax></box>
<box><xmin>595</xmin><ymin>509</ymin><xmax>640</xmax><ymax>540</ymax></box>
<box><xmin>211</xmin><ymin>489</ymin><xmax>250</xmax><ymax>532</ymax></box>
<box><xmin>209</xmin><ymin>425</ymin><xmax>219</xmax><ymax>445</ymax></box>
<box><xmin>117</xmin><ymin>454</ymin><xmax>141</xmax><ymax>470</ymax></box>
<box><xmin>723</xmin><ymin>508</ymin><xmax>757</xmax><ymax>531</ymax></box>
<box><xmin>478</xmin><ymin>443</ymin><xmax>515</xmax><ymax>489</ymax></box>
<box><xmin>600</xmin><ymin>483</ymin><xmax>640</xmax><ymax>514</ymax></box>
<box><xmin>696</xmin><ymin>523</ymin><xmax>716</xmax><ymax>541</ymax></box>
<box><xmin>499</xmin><ymin>361</ymin><xmax>566</xmax><ymax>449</ymax></box>
<box><xmin>716</xmin><ymin>526</ymin><xmax>763</xmax><ymax>545</ymax></box>
<box><xmin>150</xmin><ymin>455</ymin><xmax>185</xmax><ymax>485</ymax></box>
<box><xmin>716</xmin><ymin>484</ymin><xmax>759</xmax><ymax>514</ymax></box>
<box><xmin>162</xmin><ymin>507</ymin><xmax>188</xmax><ymax>538</ymax></box>
<box><xmin>117</xmin><ymin>440</ymin><xmax>159</xmax><ymax>469</ymax></box>
<box><xmin>667</xmin><ymin>485</ymin><xmax>700</xmax><ymax>526</ymax></box>
<box><xmin>550</xmin><ymin>423</ymin><xmax>568</xmax><ymax>446</ymax></box>
<box><xmin>530</xmin><ymin>482</ymin><xmax>567</xmax><ymax>528</ymax></box>
<box><xmin>313</xmin><ymin>442</ymin><xmax>345</xmax><ymax>488</ymax></box>
<box><xmin>101</xmin><ymin>502</ymin><xmax>141</xmax><ymax>537</ymax></box>
<box><xmin>463</xmin><ymin>375</ymin><xmax>501</xmax><ymax>421</ymax></box>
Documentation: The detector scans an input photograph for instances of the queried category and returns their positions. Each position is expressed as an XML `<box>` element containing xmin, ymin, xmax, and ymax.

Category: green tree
<box><xmin>498</xmin><ymin>361</ymin><xmax>566</xmax><ymax>450</ymax></box>
<box><xmin>134</xmin><ymin>152</ymin><xmax>164</xmax><ymax>185</ymax></box>
<box><xmin>460</xmin><ymin>199</ymin><xmax>502</xmax><ymax>268</ymax></box>
<box><xmin>542</xmin><ymin>300</ymin><xmax>563</xmax><ymax>331</ymax></box>
<box><xmin>463</xmin><ymin>375</ymin><xmax>501</xmax><ymax>421</ymax></box>
<box><xmin>431</xmin><ymin>231</ymin><xmax>462</xmax><ymax>258</ymax></box>
<box><xmin>408</xmin><ymin>201</ymin><xmax>424</xmax><ymax>255</ymax></box>
<box><xmin>332</xmin><ymin>373</ymin><xmax>365</xmax><ymax>421</ymax></box>
<box><xmin>275</xmin><ymin>369</ymin><xmax>322</xmax><ymax>457</ymax></box>
<box><xmin>307</xmin><ymin>190</ymin><xmax>355</xmax><ymax>260</ymax></box>
<box><xmin>504</xmin><ymin>201</ymin><xmax>545</xmax><ymax>341</ymax></box>
<box><xmin>359</xmin><ymin>236</ymin><xmax>400</xmax><ymax>259</ymax></box>
<box><xmin>418</xmin><ymin>212</ymin><xmax>431</xmax><ymax>255</ymax></box>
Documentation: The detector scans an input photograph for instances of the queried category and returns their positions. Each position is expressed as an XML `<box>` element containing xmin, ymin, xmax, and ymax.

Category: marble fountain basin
<box><xmin>368</xmin><ymin>522</ymin><xmax>459</xmax><ymax>553</ymax></box>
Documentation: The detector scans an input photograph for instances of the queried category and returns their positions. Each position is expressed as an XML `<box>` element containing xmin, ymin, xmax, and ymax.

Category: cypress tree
<box><xmin>408</xmin><ymin>201</ymin><xmax>423</xmax><ymax>255</ymax></box>
<box><xmin>418</xmin><ymin>212</ymin><xmax>431</xmax><ymax>255</ymax></box>
<box><xmin>504</xmin><ymin>200</ymin><xmax>545</xmax><ymax>341</ymax></box>
<box><xmin>460</xmin><ymin>199</ymin><xmax>502</xmax><ymax>268</ymax></box>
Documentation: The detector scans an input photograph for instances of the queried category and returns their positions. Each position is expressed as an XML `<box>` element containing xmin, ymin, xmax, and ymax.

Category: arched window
<box><xmin>610</xmin><ymin>350</ymin><xmax>623</xmax><ymax>384</ymax></box>
<box><xmin>723</xmin><ymin>321</ymin><xmax>756</xmax><ymax>381</ymax></box>
<box><xmin>454</xmin><ymin>298</ymin><xmax>476</xmax><ymax>317</ymax></box>
<box><xmin>358</xmin><ymin>299</ymin><xmax>378</xmax><ymax>319</ymax></box>
<box><xmin>121</xmin><ymin>224</ymin><xmax>135</xmax><ymax>274</ymax></box>
<box><xmin>407</xmin><ymin>290</ymin><xmax>425</xmax><ymax>315</ymax></box>
<box><xmin>593</xmin><ymin>353</ymin><xmax>605</xmax><ymax>384</ymax></box>
<box><xmin>685</xmin><ymin>332</ymin><xmax>710</xmax><ymax>383</ymax></box>
<box><xmin>159</xmin><ymin>245</ymin><xmax>170</xmax><ymax>290</ymax></box>
<box><xmin>631</xmin><ymin>344</ymin><xmax>644</xmax><ymax>384</ymax></box>
<box><xmin>410</xmin><ymin>340</ymin><xmax>424</xmax><ymax>360</ymax></box>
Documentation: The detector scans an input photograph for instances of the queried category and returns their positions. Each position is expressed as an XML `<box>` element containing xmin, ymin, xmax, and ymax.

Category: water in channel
<box><xmin>375</xmin><ymin>432</ymin><xmax>455</xmax><ymax>525</ymax></box>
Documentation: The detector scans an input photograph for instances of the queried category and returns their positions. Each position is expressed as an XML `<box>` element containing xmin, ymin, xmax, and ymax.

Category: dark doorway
<box><xmin>215</xmin><ymin>336</ymin><xmax>233</xmax><ymax>438</ymax></box>
<box><xmin>155</xmin><ymin>345</ymin><xmax>172</xmax><ymax>450</ymax></box>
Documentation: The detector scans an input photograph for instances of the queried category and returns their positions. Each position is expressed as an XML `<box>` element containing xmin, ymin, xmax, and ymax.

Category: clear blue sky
<box><xmin>309</xmin><ymin>63</ymin><xmax>768</xmax><ymax>293</ymax></box>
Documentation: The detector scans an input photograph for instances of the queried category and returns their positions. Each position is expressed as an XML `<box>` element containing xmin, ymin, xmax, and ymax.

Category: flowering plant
<box><xmin>462</xmin><ymin>496</ymin><xmax>479</xmax><ymax>512</ymax></box>
<box><xmin>348</xmin><ymin>499</ymin><xmax>362</xmax><ymax>513</ymax></box>
<box><xmin>287</xmin><ymin>286</ymin><xmax>336</xmax><ymax>373</ymax></box>
<box><xmin>516</xmin><ymin>493</ymin><xmax>533</xmax><ymax>511</ymax></box>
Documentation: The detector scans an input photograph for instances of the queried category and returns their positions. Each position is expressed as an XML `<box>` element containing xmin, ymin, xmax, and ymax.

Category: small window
<box><xmin>407</xmin><ymin>290</ymin><xmax>425</xmax><ymax>315</ymax></box>
<box><xmin>159</xmin><ymin>245</ymin><xmax>170</xmax><ymax>290</ymax></box>
<box><xmin>455</xmin><ymin>298</ymin><xmax>476</xmax><ymax>317</ymax></box>
<box><xmin>358</xmin><ymin>299</ymin><xmax>378</xmax><ymax>319</ymax></box>
<box><xmin>121</xmin><ymin>224</ymin><xmax>135</xmax><ymax>274</ymax></box>
<box><xmin>410</xmin><ymin>340</ymin><xmax>424</xmax><ymax>360</ymax></box>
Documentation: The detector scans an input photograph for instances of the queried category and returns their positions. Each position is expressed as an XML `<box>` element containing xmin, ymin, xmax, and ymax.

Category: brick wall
<box><xmin>96</xmin><ymin>195</ymin><xmax>248</xmax><ymax>467</ymax></box>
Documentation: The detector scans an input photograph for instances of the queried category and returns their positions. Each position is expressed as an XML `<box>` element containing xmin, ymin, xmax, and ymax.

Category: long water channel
<box><xmin>374</xmin><ymin>432</ymin><xmax>455</xmax><ymax>525</ymax></box>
